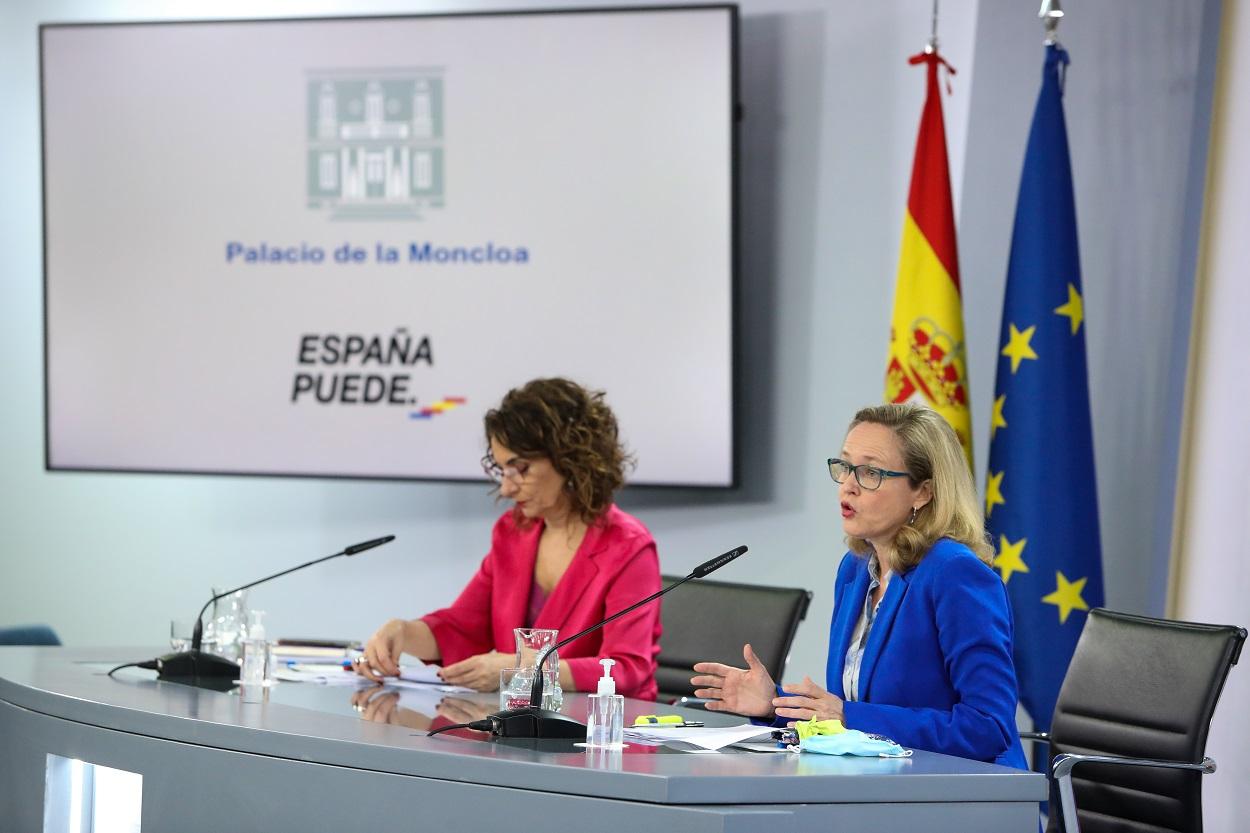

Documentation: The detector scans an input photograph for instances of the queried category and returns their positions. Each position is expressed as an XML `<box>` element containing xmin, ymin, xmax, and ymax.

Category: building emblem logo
<box><xmin>306</xmin><ymin>69</ymin><xmax>444</xmax><ymax>220</ymax></box>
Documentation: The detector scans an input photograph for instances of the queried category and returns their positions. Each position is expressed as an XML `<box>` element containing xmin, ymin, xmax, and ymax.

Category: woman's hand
<box><xmin>439</xmin><ymin>650</ymin><xmax>513</xmax><ymax>691</ymax></box>
<box><xmin>355</xmin><ymin>619</ymin><xmax>411</xmax><ymax>682</ymax></box>
<box><xmin>690</xmin><ymin>643</ymin><xmax>777</xmax><ymax>718</ymax></box>
<box><xmin>773</xmin><ymin>676</ymin><xmax>845</xmax><ymax>723</ymax></box>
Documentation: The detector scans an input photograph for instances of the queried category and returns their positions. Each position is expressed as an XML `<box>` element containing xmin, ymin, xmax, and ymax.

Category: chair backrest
<box><xmin>0</xmin><ymin>624</ymin><xmax>62</xmax><ymax>646</ymax></box>
<box><xmin>654</xmin><ymin>575</ymin><xmax>812</xmax><ymax>703</ymax></box>
<box><xmin>1046</xmin><ymin>608</ymin><xmax>1246</xmax><ymax>833</ymax></box>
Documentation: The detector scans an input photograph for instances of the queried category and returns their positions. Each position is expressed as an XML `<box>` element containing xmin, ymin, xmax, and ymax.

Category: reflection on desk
<box><xmin>350</xmin><ymin>686</ymin><xmax>495</xmax><ymax>735</ymax></box>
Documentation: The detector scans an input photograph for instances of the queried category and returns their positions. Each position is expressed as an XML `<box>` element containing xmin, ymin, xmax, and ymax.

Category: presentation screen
<box><xmin>41</xmin><ymin>6</ymin><xmax>736</xmax><ymax>486</ymax></box>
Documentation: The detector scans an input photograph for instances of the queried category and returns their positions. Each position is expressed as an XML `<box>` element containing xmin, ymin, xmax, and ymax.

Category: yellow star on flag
<box><xmin>1001</xmin><ymin>323</ymin><xmax>1039</xmax><ymax>373</ymax></box>
<box><xmin>1054</xmin><ymin>283</ymin><xmax>1084</xmax><ymax>335</ymax></box>
<box><xmin>985</xmin><ymin>470</ymin><xmax>1005</xmax><ymax>518</ymax></box>
<box><xmin>1042</xmin><ymin>571</ymin><xmax>1090</xmax><ymax>624</ymax></box>
<box><xmin>995</xmin><ymin>535</ymin><xmax>1029</xmax><ymax>584</ymax></box>
<box><xmin>990</xmin><ymin>394</ymin><xmax>1008</xmax><ymax>439</ymax></box>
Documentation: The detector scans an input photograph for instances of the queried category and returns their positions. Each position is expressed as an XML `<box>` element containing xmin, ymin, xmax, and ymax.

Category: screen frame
<box><xmin>39</xmin><ymin>3</ymin><xmax>741</xmax><ymax>489</ymax></box>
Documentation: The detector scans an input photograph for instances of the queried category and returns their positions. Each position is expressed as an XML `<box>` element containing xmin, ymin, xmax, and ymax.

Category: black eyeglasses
<box><xmin>827</xmin><ymin>458</ymin><xmax>910</xmax><ymax>491</ymax></box>
<box><xmin>481</xmin><ymin>454</ymin><xmax>532</xmax><ymax>484</ymax></box>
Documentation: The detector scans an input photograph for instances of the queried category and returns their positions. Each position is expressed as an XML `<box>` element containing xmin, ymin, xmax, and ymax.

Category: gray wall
<box><xmin>0</xmin><ymin>0</ymin><xmax>1210</xmax><ymax>690</ymax></box>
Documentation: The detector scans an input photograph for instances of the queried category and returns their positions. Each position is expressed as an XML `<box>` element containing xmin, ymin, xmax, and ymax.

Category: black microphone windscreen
<box><xmin>691</xmin><ymin>545</ymin><xmax>748</xmax><ymax>578</ymax></box>
<box><xmin>345</xmin><ymin>535</ymin><xmax>396</xmax><ymax>556</ymax></box>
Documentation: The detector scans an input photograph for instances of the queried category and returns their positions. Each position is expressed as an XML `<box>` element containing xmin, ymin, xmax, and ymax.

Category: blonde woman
<box><xmin>692</xmin><ymin>404</ymin><xmax>1026</xmax><ymax>768</ymax></box>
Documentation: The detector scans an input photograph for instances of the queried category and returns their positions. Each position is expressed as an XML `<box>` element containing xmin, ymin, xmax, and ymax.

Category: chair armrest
<box><xmin>1019</xmin><ymin>730</ymin><xmax>1050</xmax><ymax>743</ymax></box>
<box><xmin>1052</xmin><ymin>752</ymin><xmax>1217</xmax><ymax>833</ymax></box>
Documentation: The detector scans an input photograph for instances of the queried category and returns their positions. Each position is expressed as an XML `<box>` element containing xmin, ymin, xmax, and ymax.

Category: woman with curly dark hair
<box><xmin>356</xmin><ymin>378</ymin><xmax>662</xmax><ymax>700</ymax></box>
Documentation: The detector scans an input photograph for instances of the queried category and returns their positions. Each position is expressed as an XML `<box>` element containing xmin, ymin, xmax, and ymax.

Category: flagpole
<box><xmin>926</xmin><ymin>0</ymin><xmax>939</xmax><ymax>54</ymax></box>
<box><xmin>1039</xmin><ymin>0</ymin><xmax>1064</xmax><ymax>45</ymax></box>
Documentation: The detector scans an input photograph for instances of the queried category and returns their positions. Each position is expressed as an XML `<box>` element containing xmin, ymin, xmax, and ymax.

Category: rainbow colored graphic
<box><xmin>409</xmin><ymin>396</ymin><xmax>466</xmax><ymax>420</ymax></box>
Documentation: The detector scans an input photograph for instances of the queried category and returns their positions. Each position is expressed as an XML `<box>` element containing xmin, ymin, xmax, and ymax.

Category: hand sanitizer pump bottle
<box><xmin>586</xmin><ymin>658</ymin><xmax>624</xmax><ymax>748</ymax></box>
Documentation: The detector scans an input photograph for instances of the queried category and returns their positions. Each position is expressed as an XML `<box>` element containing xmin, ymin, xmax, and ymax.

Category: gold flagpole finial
<box><xmin>1039</xmin><ymin>0</ymin><xmax>1064</xmax><ymax>46</ymax></box>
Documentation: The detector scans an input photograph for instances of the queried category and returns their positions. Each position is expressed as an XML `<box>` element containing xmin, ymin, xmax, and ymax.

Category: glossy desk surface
<box><xmin>0</xmin><ymin>646</ymin><xmax>1045</xmax><ymax>808</ymax></box>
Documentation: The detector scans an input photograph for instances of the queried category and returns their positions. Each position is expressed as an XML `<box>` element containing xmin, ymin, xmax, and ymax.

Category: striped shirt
<box><xmin>842</xmin><ymin>554</ymin><xmax>890</xmax><ymax>702</ymax></box>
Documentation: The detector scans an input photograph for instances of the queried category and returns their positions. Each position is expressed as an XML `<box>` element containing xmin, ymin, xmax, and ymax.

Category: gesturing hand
<box><xmin>690</xmin><ymin>643</ymin><xmax>777</xmax><ymax>718</ymax></box>
<box><xmin>773</xmin><ymin>676</ymin><xmax>845</xmax><ymax>723</ymax></box>
<box><xmin>439</xmin><ymin>650</ymin><xmax>513</xmax><ymax>691</ymax></box>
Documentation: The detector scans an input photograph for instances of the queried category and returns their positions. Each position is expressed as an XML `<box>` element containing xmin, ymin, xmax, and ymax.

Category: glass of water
<box><xmin>169</xmin><ymin>619</ymin><xmax>195</xmax><ymax>652</ymax></box>
<box><xmin>513</xmin><ymin>628</ymin><xmax>562</xmax><ymax>711</ymax></box>
<box><xmin>499</xmin><ymin>667</ymin><xmax>535</xmax><ymax>711</ymax></box>
<box><xmin>207</xmin><ymin>587</ymin><xmax>248</xmax><ymax>659</ymax></box>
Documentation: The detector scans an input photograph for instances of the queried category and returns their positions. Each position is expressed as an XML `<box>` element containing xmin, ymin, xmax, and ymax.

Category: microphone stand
<box><xmin>152</xmin><ymin>536</ymin><xmax>395</xmax><ymax>685</ymax></box>
<box><xmin>483</xmin><ymin>545</ymin><xmax>748</xmax><ymax>739</ymax></box>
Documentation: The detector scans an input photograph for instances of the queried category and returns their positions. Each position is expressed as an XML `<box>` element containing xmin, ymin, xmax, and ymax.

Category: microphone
<box><xmin>476</xmin><ymin>544</ymin><xmax>747</xmax><ymax>740</ymax></box>
<box><xmin>152</xmin><ymin>535</ymin><xmax>396</xmax><ymax>684</ymax></box>
<box><xmin>345</xmin><ymin>536</ymin><xmax>395</xmax><ymax>555</ymax></box>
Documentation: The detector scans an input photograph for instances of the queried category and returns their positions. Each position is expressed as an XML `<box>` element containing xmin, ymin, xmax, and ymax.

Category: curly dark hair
<box><xmin>483</xmin><ymin>378</ymin><xmax>633</xmax><ymax>525</ymax></box>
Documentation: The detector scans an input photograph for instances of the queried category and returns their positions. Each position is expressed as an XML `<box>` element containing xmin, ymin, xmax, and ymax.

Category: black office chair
<box><xmin>1023</xmin><ymin>608</ymin><xmax>1246</xmax><ymax>833</ymax></box>
<box><xmin>0</xmin><ymin>624</ymin><xmax>62</xmax><ymax>646</ymax></box>
<box><xmin>654</xmin><ymin>575</ymin><xmax>812</xmax><ymax>705</ymax></box>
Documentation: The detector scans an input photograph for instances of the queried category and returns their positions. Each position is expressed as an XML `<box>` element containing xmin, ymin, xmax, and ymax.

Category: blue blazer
<box><xmin>828</xmin><ymin>538</ymin><xmax>1028</xmax><ymax>769</ymax></box>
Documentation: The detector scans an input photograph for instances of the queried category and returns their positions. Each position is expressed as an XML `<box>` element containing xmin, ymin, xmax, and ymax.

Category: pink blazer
<box><xmin>421</xmin><ymin>505</ymin><xmax>662</xmax><ymax>700</ymax></box>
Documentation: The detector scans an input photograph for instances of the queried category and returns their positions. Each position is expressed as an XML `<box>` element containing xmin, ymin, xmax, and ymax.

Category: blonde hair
<box><xmin>844</xmin><ymin>403</ymin><xmax>993</xmax><ymax>570</ymax></box>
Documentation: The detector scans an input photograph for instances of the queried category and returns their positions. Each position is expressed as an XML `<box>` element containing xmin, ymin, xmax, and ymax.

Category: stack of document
<box><xmin>269</xmin><ymin>639</ymin><xmax>359</xmax><ymax>666</ymax></box>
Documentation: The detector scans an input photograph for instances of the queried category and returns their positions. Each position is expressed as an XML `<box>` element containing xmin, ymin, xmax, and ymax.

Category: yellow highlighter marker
<box><xmin>633</xmin><ymin>714</ymin><xmax>686</xmax><ymax>726</ymax></box>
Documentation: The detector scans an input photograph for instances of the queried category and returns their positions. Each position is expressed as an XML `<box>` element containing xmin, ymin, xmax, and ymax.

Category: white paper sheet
<box><xmin>273</xmin><ymin>662</ymin><xmax>472</xmax><ymax>693</ymax></box>
<box><xmin>622</xmin><ymin>723</ymin><xmax>773</xmax><ymax>751</ymax></box>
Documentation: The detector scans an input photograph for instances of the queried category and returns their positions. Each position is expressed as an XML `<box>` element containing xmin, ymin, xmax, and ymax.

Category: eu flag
<box><xmin>985</xmin><ymin>44</ymin><xmax>1105</xmax><ymax>733</ymax></box>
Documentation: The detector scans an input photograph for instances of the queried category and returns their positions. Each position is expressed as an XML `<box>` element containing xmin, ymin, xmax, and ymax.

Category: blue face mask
<box><xmin>800</xmin><ymin>729</ymin><xmax>912</xmax><ymax>758</ymax></box>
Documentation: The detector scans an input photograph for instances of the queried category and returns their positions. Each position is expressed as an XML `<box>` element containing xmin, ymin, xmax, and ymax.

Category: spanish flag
<box><xmin>885</xmin><ymin>50</ymin><xmax>972</xmax><ymax>463</ymax></box>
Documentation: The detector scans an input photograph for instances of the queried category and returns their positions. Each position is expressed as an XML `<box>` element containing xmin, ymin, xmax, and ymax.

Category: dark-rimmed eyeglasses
<box><xmin>827</xmin><ymin>458</ymin><xmax>910</xmax><ymax>491</ymax></box>
<box><xmin>481</xmin><ymin>454</ymin><xmax>532</xmax><ymax>484</ymax></box>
